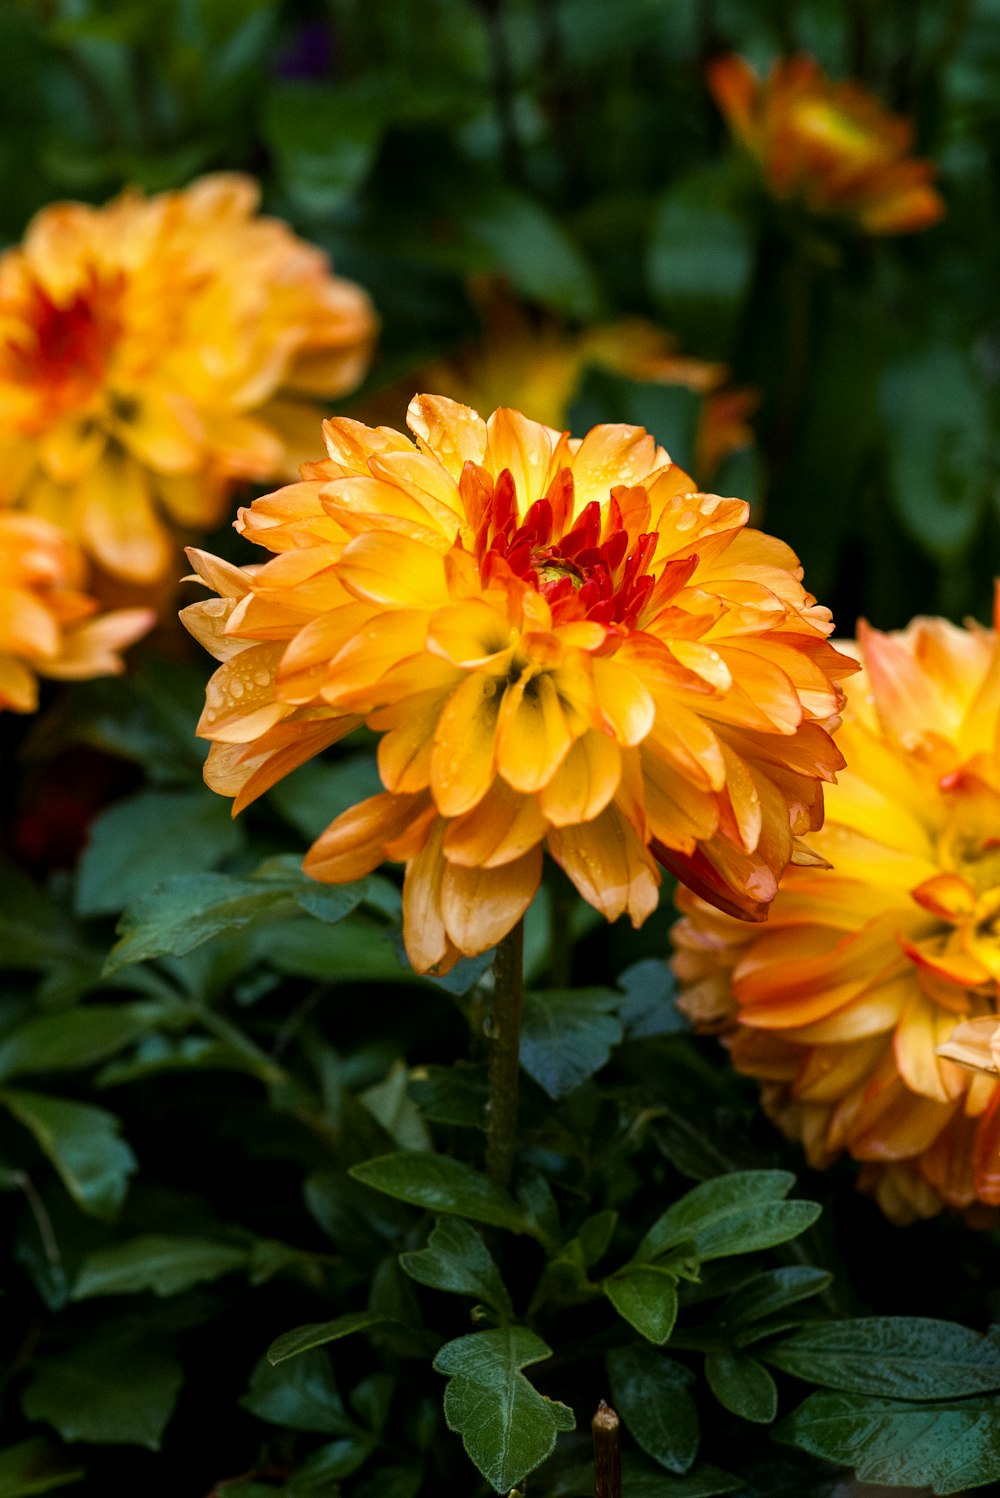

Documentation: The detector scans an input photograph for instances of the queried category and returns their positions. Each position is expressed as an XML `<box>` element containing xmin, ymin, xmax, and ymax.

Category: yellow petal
<box><xmin>431</xmin><ymin>673</ymin><xmax>502</xmax><ymax>816</ymax></box>
<box><xmin>441</xmin><ymin>845</ymin><xmax>543</xmax><ymax>955</ymax></box>
<box><xmin>497</xmin><ymin>671</ymin><xmax>574</xmax><ymax>792</ymax></box>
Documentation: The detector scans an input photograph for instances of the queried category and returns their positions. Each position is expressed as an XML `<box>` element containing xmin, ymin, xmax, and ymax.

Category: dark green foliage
<box><xmin>4</xmin><ymin>0</ymin><xmax>1000</xmax><ymax>1492</ymax></box>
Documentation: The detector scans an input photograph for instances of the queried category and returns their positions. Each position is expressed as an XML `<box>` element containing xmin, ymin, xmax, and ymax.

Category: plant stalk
<box><xmin>592</xmin><ymin>1400</ymin><xmax>622</xmax><ymax>1498</ymax></box>
<box><xmin>485</xmin><ymin>919</ymin><xmax>524</xmax><ymax>1186</ymax></box>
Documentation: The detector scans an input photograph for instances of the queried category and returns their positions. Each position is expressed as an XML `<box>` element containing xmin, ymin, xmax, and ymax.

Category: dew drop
<box><xmin>230</xmin><ymin>678</ymin><xmax>245</xmax><ymax>699</ymax></box>
<box><xmin>254</xmin><ymin>670</ymin><xmax>271</xmax><ymax>687</ymax></box>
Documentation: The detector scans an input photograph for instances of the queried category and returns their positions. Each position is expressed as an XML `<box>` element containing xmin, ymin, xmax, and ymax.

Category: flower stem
<box><xmin>485</xmin><ymin>919</ymin><xmax>524</xmax><ymax>1186</ymax></box>
<box><xmin>592</xmin><ymin>1400</ymin><xmax>622</xmax><ymax>1498</ymax></box>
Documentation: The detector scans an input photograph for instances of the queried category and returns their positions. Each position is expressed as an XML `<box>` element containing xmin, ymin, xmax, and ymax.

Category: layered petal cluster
<box><xmin>0</xmin><ymin>513</ymin><xmax>152</xmax><ymax>712</ymax></box>
<box><xmin>0</xmin><ymin>174</ymin><xmax>376</xmax><ymax>584</ymax></box>
<box><xmin>360</xmin><ymin>279</ymin><xmax>756</xmax><ymax>488</ymax></box>
<box><xmin>709</xmin><ymin>54</ymin><xmax>944</xmax><ymax>234</ymax></box>
<box><xmin>182</xmin><ymin>395</ymin><xmax>853</xmax><ymax>975</ymax></box>
<box><xmin>673</xmin><ymin>603</ymin><xmax>1000</xmax><ymax>1222</ymax></box>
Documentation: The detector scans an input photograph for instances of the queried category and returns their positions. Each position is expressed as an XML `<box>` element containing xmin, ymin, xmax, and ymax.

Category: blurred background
<box><xmin>5</xmin><ymin>0</ymin><xmax>996</xmax><ymax>634</ymax></box>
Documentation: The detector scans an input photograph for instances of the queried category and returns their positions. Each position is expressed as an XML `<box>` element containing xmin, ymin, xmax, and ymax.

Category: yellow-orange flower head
<box><xmin>673</xmin><ymin>601</ymin><xmax>1000</xmax><ymax>1224</ymax></box>
<box><xmin>0</xmin><ymin>512</ymin><xmax>152</xmax><ymax>712</ymax></box>
<box><xmin>0</xmin><ymin>174</ymin><xmax>376</xmax><ymax>584</ymax></box>
<box><xmin>182</xmin><ymin>395</ymin><xmax>853</xmax><ymax>975</ymax></box>
<box><xmin>708</xmin><ymin>54</ymin><xmax>944</xmax><ymax>235</ymax></box>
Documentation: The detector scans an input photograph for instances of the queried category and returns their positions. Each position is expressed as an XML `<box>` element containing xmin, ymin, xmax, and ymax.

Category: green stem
<box><xmin>485</xmin><ymin>920</ymin><xmax>525</xmax><ymax>1186</ymax></box>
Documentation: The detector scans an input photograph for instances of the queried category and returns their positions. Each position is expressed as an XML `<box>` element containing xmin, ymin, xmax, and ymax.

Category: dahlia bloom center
<box><xmin>6</xmin><ymin>277</ymin><xmax>121</xmax><ymax>420</ymax></box>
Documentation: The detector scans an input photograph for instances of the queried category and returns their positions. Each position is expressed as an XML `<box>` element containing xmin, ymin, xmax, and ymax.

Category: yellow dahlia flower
<box><xmin>182</xmin><ymin>395</ymin><xmax>853</xmax><ymax>975</ymax></box>
<box><xmin>709</xmin><ymin>54</ymin><xmax>944</xmax><ymax>235</ymax></box>
<box><xmin>0</xmin><ymin>174</ymin><xmax>376</xmax><ymax>584</ymax></box>
<box><xmin>673</xmin><ymin>604</ymin><xmax>1000</xmax><ymax>1223</ymax></box>
<box><xmin>0</xmin><ymin>512</ymin><xmax>152</xmax><ymax>712</ymax></box>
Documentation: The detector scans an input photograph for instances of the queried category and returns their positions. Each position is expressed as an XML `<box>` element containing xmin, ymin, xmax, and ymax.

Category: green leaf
<box><xmin>719</xmin><ymin>1267</ymin><xmax>832</xmax><ymax>1336</ymax></box>
<box><xmin>104</xmin><ymin>864</ymin><xmax>366</xmax><ymax>975</ymax></box>
<box><xmin>399</xmin><ymin>1216</ymin><xmax>513</xmax><ymax>1316</ymax></box>
<box><xmin>636</xmin><ymin>1171</ymin><xmax>818</xmax><ymax>1263</ymax></box>
<box><xmin>287</xmin><ymin>1434</ymin><xmax>375</xmax><ymax>1490</ymax></box>
<box><xmin>433</xmin><ymin>1327</ymin><xmax>574</xmax><ymax>1492</ymax></box>
<box><xmin>0</xmin><ymin>1089</ymin><xmax>136</xmax><ymax>1218</ymax></box>
<box><xmin>242</xmin><ymin>1353</ymin><xmax>353</xmax><ymax>1436</ymax></box>
<box><xmin>267</xmin><ymin>1311</ymin><xmax>391</xmax><ymax>1366</ymax></box>
<box><xmin>349</xmin><ymin>1152</ymin><xmax>528</xmax><ymax>1233</ymax></box>
<box><xmin>704</xmin><ymin>1349</ymin><xmax>777</xmax><ymax>1424</ymax></box>
<box><xmin>456</xmin><ymin>183</ymin><xmax>601</xmax><ymax>320</ymax></box>
<box><xmin>764</xmin><ymin>1318</ymin><xmax>1000</xmax><ymax>1399</ymax></box>
<box><xmin>75</xmin><ymin>789</ymin><xmax>242</xmax><ymax>917</ymax></box>
<box><xmin>647</xmin><ymin>162</ymin><xmax>754</xmax><ymax>357</ymax></box>
<box><xmin>605</xmin><ymin>1268</ymin><xmax>679</xmax><ymax>1345</ymax></box>
<box><xmin>616</xmin><ymin>959</ymin><xmax>686</xmax><ymax>1040</ymax></box>
<box><xmin>880</xmin><ymin>340</ymin><xmax>990</xmax><ymax>562</ymax></box>
<box><xmin>72</xmin><ymin>1234</ymin><xmax>248</xmax><ymax>1299</ymax></box>
<box><xmin>262</xmin><ymin>81</ymin><xmax>386</xmax><ymax>215</ymax></box>
<box><xmin>776</xmin><ymin>1392</ymin><xmax>1000</xmax><ymax>1495</ymax></box>
<box><xmin>0</xmin><ymin>1006</ymin><xmax>159</xmax><ymax>1082</ymax></box>
<box><xmin>608</xmin><ymin>1345</ymin><xmax>699</xmax><ymax>1475</ymax></box>
<box><xmin>621</xmin><ymin>1453</ymin><xmax>742</xmax><ymax>1496</ymax></box>
<box><xmin>0</xmin><ymin>1439</ymin><xmax>84</xmax><ymax>1497</ymax></box>
<box><xmin>519</xmin><ymin>988</ymin><xmax>623</xmax><ymax>1099</ymax></box>
<box><xmin>22</xmin><ymin>1330</ymin><xmax>183</xmax><ymax>1450</ymax></box>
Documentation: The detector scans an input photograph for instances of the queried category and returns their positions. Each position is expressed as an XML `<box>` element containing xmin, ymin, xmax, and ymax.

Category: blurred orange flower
<box><xmin>182</xmin><ymin>395</ymin><xmax>852</xmax><ymax>975</ymax></box>
<box><xmin>360</xmin><ymin>280</ymin><xmax>755</xmax><ymax>490</ymax></box>
<box><xmin>708</xmin><ymin>53</ymin><xmax>944</xmax><ymax>235</ymax></box>
<box><xmin>0</xmin><ymin>174</ymin><xmax>376</xmax><ymax>584</ymax></box>
<box><xmin>0</xmin><ymin>513</ymin><xmax>152</xmax><ymax>712</ymax></box>
<box><xmin>673</xmin><ymin>601</ymin><xmax>1000</xmax><ymax>1223</ymax></box>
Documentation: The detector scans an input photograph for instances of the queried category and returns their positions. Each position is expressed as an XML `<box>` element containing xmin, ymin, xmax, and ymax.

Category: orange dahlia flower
<box><xmin>708</xmin><ymin>54</ymin><xmax>944</xmax><ymax>235</ymax></box>
<box><xmin>673</xmin><ymin>601</ymin><xmax>1000</xmax><ymax>1223</ymax></box>
<box><xmin>361</xmin><ymin>280</ymin><xmax>755</xmax><ymax>490</ymax></box>
<box><xmin>182</xmin><ymin>395</ymin><xmax>853</xmax><ymax>975</ymax></box>
<box><xmin>0</xmin><ymin>512</ymin><xmax>152</xmax><ymax>712</ymax></box>
<box><xmin>0</xmin><ymin>174</ymin><xmax>375</xmax><ymax>585</ymax></box>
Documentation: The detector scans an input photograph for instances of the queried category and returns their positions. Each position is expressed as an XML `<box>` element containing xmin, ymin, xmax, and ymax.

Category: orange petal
<box><xmin>441</xmin><ymin>845</ymin><xmax>543</xmax><ymax>955</ymax></box>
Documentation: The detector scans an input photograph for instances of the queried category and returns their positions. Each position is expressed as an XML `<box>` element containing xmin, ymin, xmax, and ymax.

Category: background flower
<box><xmin>183</xmin><ymin>394</ymin><xmax>853</xmax><ymax>974</ymax></box>
<box><xmin>673</xmin><ymin>601</ymin><xmax>1000</xmax><ymax>1222</ymax></box>
<box><xmin>0</xmin><ymin>174</ymin><xmax>376</xmax><ymax>584</ymax></box>
<box><xmin>357</xmin><ymin>278</ymin><xmax>757</xmax><ymax>491</ymax></box>
<box><xmin>709</xmin><ymin>53</ymin><xmax>945</xmax><ymax>234</ymax></box>
<box><xmin>0</xmin><ymin>512</ymin><xmax>152</xmax><ymax>712</ymax></box>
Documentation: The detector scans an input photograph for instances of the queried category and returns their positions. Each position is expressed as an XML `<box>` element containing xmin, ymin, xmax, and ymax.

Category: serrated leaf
<box><xmin>637</xmin><ymin>1172</ymin><xmax>818</xmax><ymax>1264</ymax></box>
<box><xmin>776</xmin><ymin>1392</ymin><xmax>1000</xmax><ymax>1495</ymax></box>
<box><xmin>72</xmin><ymin>1235</ymin><xmax>247</xmax><ymax>1299</ymax></box>
<box><xmin>519</xmin><ymin>988</ymin><xmax>623</xmax><ymax>1099</ymax></box>
<box><xmin>399</xmin><ymin>1216</ymin><xmax>512</xmax><ymax>1316</ymax></box>
<box><xmin>242</xmin><ymin>1353</ymin><xmax>352</xmax><ymax>1435</ymax></box>
<box><xmin>0</xmin><ymin>1006</ymin><xmax>159</xmax><ymax>1082</ymax></box>
<box><xmin>0</xmin><ymin>1089</ymin><xmax>136</xmax><ymax>1219</ymax></box>
<box><xmin>0</xmin><ymin>1438</ymin><xmax>85</xmax><ymax>1496</ymax></box>
<box><xmin>704</xmin><ymin>1349</ymin><xmax>777</xmax><ymax>1424</ymax></box>
<box><xmin>267</xmin><ymin>1311</ymin><xmax>391</xmax><ymax>1366</ymax></box>
<box><xmin>349</xmin><ymin>1152</ymin><xmax>528</xmax><ymax>1233</ymax></box>
<box><xmin>764</xmin><ymin>1318</ymin><xmax>1000</xmax><ymax>1399</ymax></box>
<box><xmin>608</xmin><ymin>1345</ymin><xmax>699</xmax><ymax>1475</ymax></box>
<box><xmin>616</xmin><ymin>958</ymin><xmax>686</xmax><ymax>1039</ymax></box>
<box><xmin>104</xmin><ymin>866</ymin><xmax>366</xmax><ymax>974</ymax></box>
<box><xmin>75</xmin><ymin>789</ymin><xmax>242</xmax><ymax>917</ymax></box>
<box><xmin>433</xmin><ymin>1327</ymin><xmax>574</xmax><ymax>1492</ymax></box>
<box><xmin>22</xmin><ymin>1331</ymin><xmax>183</xmax><ymax>1450</ymax></box>
<box><xmin>605</xmin><ymin>1268</ymin><xmax>679</xmax><ymax>1345</ymax></box>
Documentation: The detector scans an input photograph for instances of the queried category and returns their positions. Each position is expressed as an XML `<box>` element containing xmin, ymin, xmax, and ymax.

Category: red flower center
<box><xmin>462</xmin><ymin>463</ymin><xmax>694</xmax><ymax>630</ymax></box>
<box><xmin>4</xmin><ymin>274</ymin><xmax>122</xmax><ymax>420</ymax></box>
